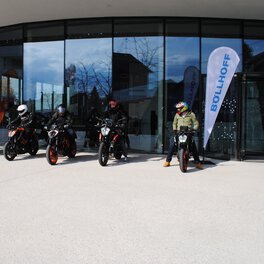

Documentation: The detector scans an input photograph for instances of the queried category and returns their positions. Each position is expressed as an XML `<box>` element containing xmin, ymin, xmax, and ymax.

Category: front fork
<box><xmin>48</xmin><ymin>137</ymin><xmax>58</xmax><ymax>153</ymax></box>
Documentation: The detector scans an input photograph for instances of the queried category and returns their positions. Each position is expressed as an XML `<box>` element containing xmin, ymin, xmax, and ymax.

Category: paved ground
<box><xmin>0</xmin><ymin>149</ymin><xmax>264</xmax><ymax>264</ymax></box>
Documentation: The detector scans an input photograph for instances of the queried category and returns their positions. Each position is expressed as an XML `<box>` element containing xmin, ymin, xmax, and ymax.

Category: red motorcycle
<box><xmin>46</xmin><ymin>124</ymin><xmax>77</xmax><ymax>165</ymax></box>
<box><xmin>3</xmin><ymin>125</ymin><xmax>39</xmax><ymax>161</ymax></box>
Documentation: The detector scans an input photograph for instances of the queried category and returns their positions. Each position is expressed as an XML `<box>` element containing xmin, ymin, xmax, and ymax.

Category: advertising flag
<box><xmin>183</xmin><ymin>66</ymin><xmax>199</xmax><ymax>109</ymax></box>
<box><xmin>203</xmin><ymin>47</ymin><xmax>240</xmax><ymax>149</ymax></box>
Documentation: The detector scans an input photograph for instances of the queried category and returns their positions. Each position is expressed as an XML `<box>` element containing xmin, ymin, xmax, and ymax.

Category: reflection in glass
<box><xmin>165</xmin><ymin>37</ymin><xmax>200</xmax><ymax>149</ymax></box>
<box><xmin>23</xmin><ymin>41</ymin><xmax>64</xmax><ymax>112</ymax></box>
<box><xmin>201</xmin><ymin>38</ymin><xmax>242</xmax><ymax>159</ymax></box>
<box><xmin>243</xmin><ymin>79</ymin><xmax>264</xmax><ymax>153</ymax></box>
<box><xmin>244</xmin><ymin>40</ymin><xmax>264</xmax><ymax>72</ymax></box>
<box><xmin>0</xmin><ymin>45</ymin><xmax>23</xmax><ymax>127</ymax></box>
<box><xmin>114</xmin><ymin>36</ymin><xmax>164</xmax><ymax>152</ymax></box>
<box><xmin>65</xmin><ymin>38</ymin><xmax>112</xmax><ymax>125</ymax></box>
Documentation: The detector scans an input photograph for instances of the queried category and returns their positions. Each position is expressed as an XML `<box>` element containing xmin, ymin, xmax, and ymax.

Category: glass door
<box><xmin>241</xmin><ymin>74</ymin><xmax>264</xmax><ymax>158</ymax></box>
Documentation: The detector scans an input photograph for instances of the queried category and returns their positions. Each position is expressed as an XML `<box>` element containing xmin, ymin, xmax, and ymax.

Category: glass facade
<box><xmin>0</xmin><ymin>26</ymin><xmax>23</xmax><ymax>129</ymax></box>
<box><xmin>113</xmin><ymin>19</ymin><xmax>164</xmax><ymax>152</ymax></box>
<box><xmin>0</xmin><ymin>18</ymin><xmax>264</xmax><ymax>159</ymax></box>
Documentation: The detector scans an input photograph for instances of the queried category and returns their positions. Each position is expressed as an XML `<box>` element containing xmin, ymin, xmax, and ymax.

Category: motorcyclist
<box><xmin>46</xmin><ymin>104</ymin><xmax>76</xmax><ymax>141</ymax></box>
<box><xmin>83</xmin><ymin>107</ymin><xmax>100</xmax><ymax>148</ymax></box>
<box><xmin>103</xmin><ymin>99</ymin><xmax>128</xmax><ymax>161</ymax></box>
<box><xmin>163</xmin><ymin>101</ymin><xmax>203</xmax><ymax>169</ymax></box>
<box><xmin>10</xmin><ymin>104</ymin><xmax>35</xmax><ymax>140</ymax></box>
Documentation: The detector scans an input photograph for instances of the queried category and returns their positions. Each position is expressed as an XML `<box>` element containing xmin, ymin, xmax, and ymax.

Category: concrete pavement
<box><xmin>0</xmin><ymin>150</ymin><xmax>264</xmax><ymax>264</ymax></box>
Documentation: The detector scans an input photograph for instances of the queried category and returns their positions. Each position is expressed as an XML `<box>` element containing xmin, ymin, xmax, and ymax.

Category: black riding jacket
<box><xmin>47</xmin><ymin>111</ymin><xmax>72</xmax><ymax>128</ymax></box>
<box><xmin>11</xmin><ymin>112</ymin><xmax>34</xmax><ymax>128</ymax></box>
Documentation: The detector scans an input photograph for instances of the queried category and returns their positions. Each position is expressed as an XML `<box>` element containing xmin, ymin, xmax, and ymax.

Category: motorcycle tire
<box><xmin>178</xmin><ymin>148</ymin><xmax>188</xmax><ymax>173</ymax></box>
<box><xmin>114</xmin><ymin>153</ymin><xmax>122</xmax><ymax>160</ymax></box>
<box><xmin>46</xmin><ymin>145</ymin><xmax>58</xmax><ymax>165</ymax></box>
<box><xmin>68</xmin><ymin>140</ymin><xmax>77</xmax><ymax>158</ymax></box>
<box><xmin>28</xmin><ymin>136</ymin><xmax>39</xmax><ymax>156</ymax></box>
<box><xmin>3</xmin><ymin>142</ymin><xmax>17</xmax><ymax>161</ymax></box>
<box><xmin>98</xmin><ymin>142</ymin><xmax>109</xmax><ymax>166</ymax></box>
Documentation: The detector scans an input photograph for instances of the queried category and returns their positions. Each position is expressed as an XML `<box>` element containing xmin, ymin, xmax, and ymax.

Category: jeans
<box><xmin>166</xmin><ymin>135</ymin><xmax>201</xmax><ymax>163</ymax></box>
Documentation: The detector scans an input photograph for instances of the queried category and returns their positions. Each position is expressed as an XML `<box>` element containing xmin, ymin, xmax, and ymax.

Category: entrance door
<box><xmin>240</xmin><ymin>74</ymin><xmax>264</xmax><ymax>158</ymax></box>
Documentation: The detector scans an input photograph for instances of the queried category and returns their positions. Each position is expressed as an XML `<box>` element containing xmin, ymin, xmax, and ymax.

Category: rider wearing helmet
<box><xmin>103</xmin><ymin>99</ymin><xmax>129</xmax><ymax>161</ymax></box>
<box><xmin>46</xmin><ymin>104</ymin><xmax>76</xmax><ymax>140</ymax></box>
<box><xmin>163</xmin><ymin>101</ymin><xmax>203</xmax><ymax>169</ymax></box>
<box><xmin>11</xmin><ymin>104</ymin><xmax>34</xmax><ymax>128</ymax></box>
<box><xmin>10</xmin><ymin>104</ymin><xmax>35</xmax><ymax>140</ymax></box>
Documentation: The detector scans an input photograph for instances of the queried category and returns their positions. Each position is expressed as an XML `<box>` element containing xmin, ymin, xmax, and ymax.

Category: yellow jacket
<box><xmin>172</xmin><ymin>111</ymin><xmax>199</xmax><ymax>131</ymax></box>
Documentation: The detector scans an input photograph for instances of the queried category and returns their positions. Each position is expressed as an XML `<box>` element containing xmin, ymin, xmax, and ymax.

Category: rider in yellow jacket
<box><xmin>163</xmin><ymin>101</ymin><xmax>203</xmax><ymax>169</ymax></box>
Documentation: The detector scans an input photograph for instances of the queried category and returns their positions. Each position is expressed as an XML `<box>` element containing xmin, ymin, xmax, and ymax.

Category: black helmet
<box><xmin>57</xmin><ymin>104</ymin><xmax>66</xmax><ymax>116</ymax></box>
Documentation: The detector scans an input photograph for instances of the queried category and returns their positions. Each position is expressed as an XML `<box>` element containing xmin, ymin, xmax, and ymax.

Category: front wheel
<box><xmin>3</xmin><ymin>141</ymin><xmax>17</xmax><ymax>161</ymax></box>
<box><xmin>28</xmin><ymin>136</ymin><xmax>39</xmax><ymax>156</ymax></box>
<box><xmin>46</xmin><ymin>144</ymin><xmax>58</xmax><ymax>165</ymax></box>
<box><xmin>98</xmin><ymin>142</ymin><xmax>109</xmax><ymax>166</ymax></box>
<box><xmin>178</xmin><ymin>148</ymin><xmax>188</xmax><ymax>173</ymax></box>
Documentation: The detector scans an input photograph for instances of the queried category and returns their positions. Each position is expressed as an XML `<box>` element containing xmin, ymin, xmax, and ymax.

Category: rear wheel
<box><xmin>3</xmin><ymin>142</ymin><xmax>16</xmax><ymax>161</ymax></box>
<box><xmin>178</xmin><ymin>148</ymin><xmax>188</xmax><ymax>173</ymax></box>
<box><xmin>46</xmin><ymin>144</ymin><xmax>58</xmax><ymax>165</ymax></box>
<box><xmin>68</xmin><ymin>140</ymin><xmax>77</xmax><ymax>158</ymax></box>
<box><xmin>98</xmin><ymin>142</ymin><xmax>109</xmax><ymax>166</ymax></box>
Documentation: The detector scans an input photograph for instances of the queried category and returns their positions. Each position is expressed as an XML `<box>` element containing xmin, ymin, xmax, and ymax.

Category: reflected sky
<box><xmin>24</xmin><ymin>41</ymin><xmax>64</xmax><ymax>86</ymax></box>
<box><xmin>244</xmin><ymin>39</ymin><xmax>264</xmax><ymax>55</ymax></box>
<box><xmin>166</xmin><ymin>37</ymin><xmax>199</xmax><ymax>82</ymax></box>
<box><xmin>66</xmin><ymin>38</ymin><xmax>112</xmax><ymax>95</ymax></box>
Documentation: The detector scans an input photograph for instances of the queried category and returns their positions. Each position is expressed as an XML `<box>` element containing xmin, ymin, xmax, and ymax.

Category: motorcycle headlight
<box><xmin>178</xmin><ymin>134</ymin><xmax>188</xmax><ymax>143</ymax></box>
<box><xmin>8</xmin><ymin>130</ymin><xmax>16</xmax><ymax>137</ymax></box>
<box><xmin>101</xmin><ymin>127</ymin><xmax>110</xmax><ymax>136</ymax></box>
<box><xmin>48</xmin><ymin>130</ymin><xmax>58</xmax><ymax>138</ymax></box>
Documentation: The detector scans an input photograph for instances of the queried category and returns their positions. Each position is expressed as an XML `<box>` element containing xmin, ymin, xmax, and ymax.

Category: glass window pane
<box><xmin>244</xmin><ymin>39</ymin><xmax>264</xmax><ymax>72</ymax></box>
<box><xmin>23</xmin><ymin>41</ymin><xmax>64</xmax><ymax>113</ymax></box>
<box><xmin>66</xmin><ymin>38</ymin><xmax>112</xmax><ymax>126</ymax></box>
<box><xmin>114</xmin><ymin>35</ymin><xmax>164</xmax><ymax>153</ymax></box>
<box><xmin>202</xmin><ymin>19</ymin><xmax>241</xmax><ymax>38</ymax></box>
<box><xmin>0</xmin><ymin>45</ymin><xmax>23</xmax><ymax>127</ymax></box>
<box><xmin>165</xmin><ymin>37</ymin><xmax>200</xmax><ymax>149</ymax></box>
<box><xmin>25</xmin><ymin>22</ymin><xmax>64</xmax><ymax>42</ymax></box>
<box><xmin>66</xmin><ymin>19</ymin><xmax>112</xmax><ymax>39</ymax></box>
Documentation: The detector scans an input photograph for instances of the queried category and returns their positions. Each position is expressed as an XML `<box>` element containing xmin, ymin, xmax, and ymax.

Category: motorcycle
<box><xmin>3</xmin><ymin>124</ymin><xmax>39</xmax><ymax>161</ymax></box>
<box><xmin>97</xmin><ymin>118</ymin><xmax>126</xmax><ymax>166</ymax></box>
<box><xmin>176</xmin><ymin>126</ymin><xmax>195</xmax><ymax>173</ymax></box>
<box><xmin>46</xmin><ymin>124</ymin><xmax>77</xmax><ymax>165</ymax></box>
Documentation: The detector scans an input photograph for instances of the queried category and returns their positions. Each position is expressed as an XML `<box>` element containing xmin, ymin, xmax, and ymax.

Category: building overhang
<box><xmin>1</xmin><ymin>0</ymin><xmax>264</xmax><ymax>27</ymax></box>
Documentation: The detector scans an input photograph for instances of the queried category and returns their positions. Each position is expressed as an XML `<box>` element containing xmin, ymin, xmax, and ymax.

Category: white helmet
<box><xmin>17</xmin><ymin>104</ymin><xmax>28</xmax><ymax>116</ymax></box>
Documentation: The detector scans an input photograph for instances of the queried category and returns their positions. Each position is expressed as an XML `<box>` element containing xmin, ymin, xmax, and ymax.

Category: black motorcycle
<box><xmin>3</xmin><ymin>124</ymin><xmax>39</xmax><ymax>161</ymax></box>
<box><xmin>97</xmin><ymin>118</ymin><xmax>125</xmax><ymax>166</ymax></box>
<box><xmin>176</xmin><ymin>126</ymin><xmax>195</xmax><ymax>173</ymax></box>
<box><xmin>46</xmin><ymin>124</ymin><xmax>77</xmax><ymax>165</ymax></box>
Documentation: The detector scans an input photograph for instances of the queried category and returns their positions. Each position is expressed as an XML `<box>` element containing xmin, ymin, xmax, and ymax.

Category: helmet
<box><xmin>17</xmin><ymin>104</ymin><xmax>28</xmax><ymax>116</ymax></box>
<box><xmin>57</xmin><ymin>104</ymin><xmax>66</xmax><ymax>116</ymax></box>
<box><xmin>176</xmin><ymin>101</ymin><xmax>188</xmax><ymax>114</ymax></box>
<box><xmin>109</xmin><ymin>99</ymin><xmax>117</xmax><ymax>109</ymax></box>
